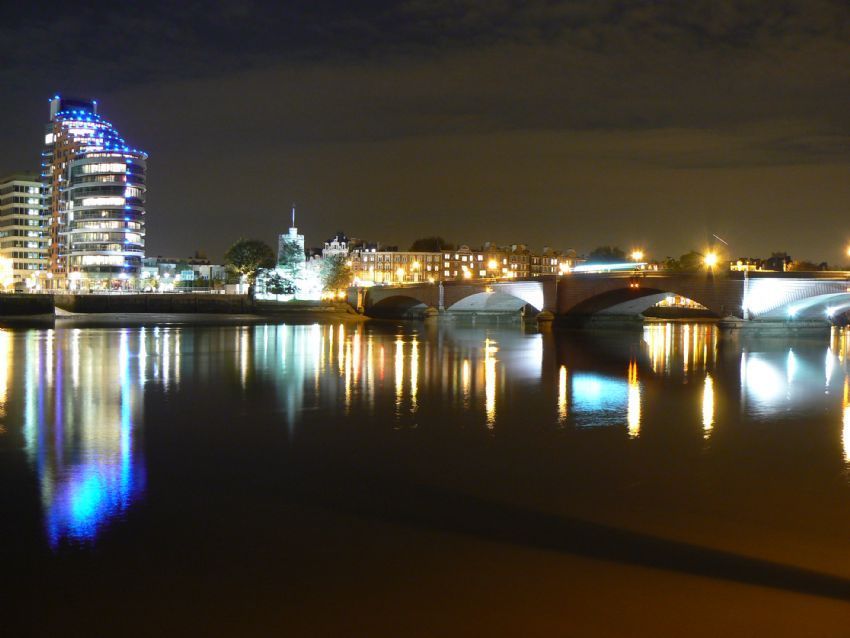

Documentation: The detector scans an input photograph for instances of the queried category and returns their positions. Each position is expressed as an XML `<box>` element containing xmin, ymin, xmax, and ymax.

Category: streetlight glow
<box><xmin>704</xmin><ymin>252</ymin><xmax>718</xmax><ymax>268</ymax></box>
<box><xmin>630</xmin><ymin>250</ymin><xmax>644</xmax><ymax>262</ymax></box>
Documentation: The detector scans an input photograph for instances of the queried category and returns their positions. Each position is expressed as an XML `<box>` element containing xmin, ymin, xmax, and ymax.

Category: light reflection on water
<box><xmin>13</xmin><ymin>329</ymin><xmax>150</xmax><ymax>547</ymax></box>
<box><xmin>703</xmin><ymin>374</ymin><xmax>715</xmax><ymax>438</ymax></box>
<box><xmin>4</xmin><ymin>321</ymin><xmax>850</xmax><ymax>548</ymax></box>
<box><xmin>843</xmin><ymin>377</ymin><xmax>850</xmax><ymax>464</ymax></box>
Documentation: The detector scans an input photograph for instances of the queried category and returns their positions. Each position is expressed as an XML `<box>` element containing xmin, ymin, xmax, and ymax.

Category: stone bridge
<box><xmin>357</xmin><ymin>271</ymin><xmax>850</xmax><ymax>324</ymax></box>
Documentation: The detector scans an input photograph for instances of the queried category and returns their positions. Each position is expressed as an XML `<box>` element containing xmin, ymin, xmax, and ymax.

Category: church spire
<box><xmin>291</xmin><ymin>203</ymin><xmax>296</xmax><ymax>229</ymax></box>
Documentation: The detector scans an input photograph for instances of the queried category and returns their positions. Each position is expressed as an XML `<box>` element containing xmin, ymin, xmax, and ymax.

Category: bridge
<box><xmin>356</xmin><ymin>271</ymin><xmax>850</xmax><ymax>326</ymax></box>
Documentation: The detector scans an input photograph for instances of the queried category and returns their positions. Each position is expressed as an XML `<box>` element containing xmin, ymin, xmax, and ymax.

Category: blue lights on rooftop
<box><xmin>53</xmin><ymin>104</ymin><xmax>147</xmax><ymax>157</ymax></box>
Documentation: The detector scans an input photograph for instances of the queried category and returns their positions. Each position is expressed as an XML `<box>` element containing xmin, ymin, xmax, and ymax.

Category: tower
<box><xmin>278</xmin><ymin>204</ymin><xmax>305</xmax><ymax>266</ymax></box>
<box><xmin>42</xmin><ymin>96</ymin><xmax>147</xmax><ymax>289</ymax></box>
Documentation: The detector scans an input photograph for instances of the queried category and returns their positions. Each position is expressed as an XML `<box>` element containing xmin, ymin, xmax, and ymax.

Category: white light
<box><xmin>81</xmin><ymin>196</ymin><xmax>125</xmax><ymax>207</ymax></box>
<box><xmin>573</xmin><ymin>262</ymin><xmax>646</xmax><ymax>273</ymax></box>
<box><xmin>742</xmin><ymin>356</ymin><xmax>783</xmax><ymax>403</ymax></box>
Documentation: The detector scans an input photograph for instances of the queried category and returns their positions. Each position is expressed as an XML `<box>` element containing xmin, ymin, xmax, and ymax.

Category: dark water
<box><xmin>2</xmin><ymin>320</ymin><xmax>850</xmax><ymax>636</ymax></box>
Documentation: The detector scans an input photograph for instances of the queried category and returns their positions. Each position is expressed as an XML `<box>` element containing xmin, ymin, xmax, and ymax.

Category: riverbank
<box><xmin>0</xmin><ymin>294</ymin><xmax>365</xmax><ymax>327</ymax></box>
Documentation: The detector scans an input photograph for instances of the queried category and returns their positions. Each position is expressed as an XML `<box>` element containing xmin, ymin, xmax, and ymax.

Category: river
<box><xmin>2</xmin><ymin>320</ymin><xmax>849</xmax><ymax>636</ymax></box>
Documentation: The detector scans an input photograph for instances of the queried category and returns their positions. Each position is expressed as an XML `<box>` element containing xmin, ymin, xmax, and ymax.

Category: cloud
<box><xmin>4</xmin><ymin>0</ymin><xmax>850</xmax><ymax>262</ymax></box>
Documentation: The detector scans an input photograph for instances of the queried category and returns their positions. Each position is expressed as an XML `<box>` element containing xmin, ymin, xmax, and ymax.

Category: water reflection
<box><xmin>702</xmin><ymin>374</ymin><xmax>715</xmax><ymax>438</ymax></box>
<box><xmin>9</xmin><ymin>320</ymin><xmax>850</xmax><ymax>549</ymax></box>
<box><xmin>627</xmin><ymin>360</ymin><xmax>641</xmax><ymax>438</ymax></box>
<box><xmin>843</xmin><ymin>376</ymin><xmax>850</xmax><ymax>464</ymax></box>
<box><xmin>13</xmin><ymin>329</ymin><xmax>150</xmax><ymax>547</ymax></box>
<box><xmin>739</xmin><ymin>345</ymin><xmax>845</xmax><ymax>416</ymax></box>
<box><xmin>571</xmin><ymin>373</ymin><xmax>630</xmax><ymax>428</ymax></box>
<box><xmin>557</xmin><ymin>365</ymin><xmax>568</xmax><ymax>424</ymax></box>
<box><xmin>0</xmin><ymin>329</ymin><xmax>9</xmax><ymax>429</ymax></box>
<box><xmin>484</xmin><ymin>338</ymin><xmax>497</xmax><ymax>429</ymax></box>
<box><xmin>643</xmin><ymin>322</ymin><xmax>717</xmax><ymax>375</ymax></box>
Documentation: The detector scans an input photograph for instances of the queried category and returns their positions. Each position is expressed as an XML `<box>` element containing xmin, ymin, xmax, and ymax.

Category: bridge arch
<box><xmin>563</xmin><ymin>286</ymin><xmax>723</xmax><ymax>318</ymax></box>
<box><xmin>762</xmin><ymin>292</ymin><xmax>850</xmax><ymax>320</ymax></box>
<box><xmin>446</xmin><ymin>291</ymin><xmax>541</xmax><ymax>313</ymax></box>
<box><xmin>366</xmin><ymin>294</ymin><xmax>432</xmax><ymax>318</ymax></box>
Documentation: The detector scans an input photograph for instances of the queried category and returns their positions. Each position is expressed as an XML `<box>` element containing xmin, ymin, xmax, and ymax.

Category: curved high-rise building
<box><xmin>42</xmin><ymin>96</ymin><xmax>146</xmax><ymax>290</ymax></box>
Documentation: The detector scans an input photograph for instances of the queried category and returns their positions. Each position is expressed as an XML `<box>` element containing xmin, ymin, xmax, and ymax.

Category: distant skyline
<box><xmin>3</xmin><ymin>1</ymin><xmax>850</xmax><ymax>263</ymax></box>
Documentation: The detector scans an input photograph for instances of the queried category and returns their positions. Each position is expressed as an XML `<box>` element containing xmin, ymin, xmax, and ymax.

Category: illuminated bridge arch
<box><xmin>562</xmin><ymin>286</ymin><xmax>724</xmax><ymax>318</ymax></box>
<box><xmin>444</xmin><ymin>280</ymin><xmax>547</xmax><ymax>313</ymax></box>
<box><xmin>447</xmin><ymin>291</ymin><xmax>541</xmax><ymax>313</ymax></box>
<box><xmin>742</xmin><ymin>278</ymin><xmax>850</xmax><ymax>319</ymax></box>
<box><xmin>761</xmin><ymin>292</ymin><xmax>850</xmax><ymax>320</ymax></box>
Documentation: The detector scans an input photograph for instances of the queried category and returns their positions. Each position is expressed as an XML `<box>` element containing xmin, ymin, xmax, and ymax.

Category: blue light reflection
<box><xmin>19</xmin><ymin>330</ymin><xmax>149</xmax><ymax>548</ymax></box>
<box><xmin>571</xmin><ymin>373</ymin><xmax>630</xmax><ymax>427</ymax></box>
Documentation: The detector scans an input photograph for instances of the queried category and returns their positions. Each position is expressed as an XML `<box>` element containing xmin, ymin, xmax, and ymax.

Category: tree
<box><xmin>410</xmin><ymin>236</ymin><xmax>453</xmax><ymax>252</ymax></box>
<box><xmin>678</xmin><ymin>250</ymin><xmax>705</xmax><ymax>271</ymax></box>
<box><xmin>787</xmin><ymin>260</ymin><xmax>826</xmax><ymax>272</ymax></box>
<box><xmin>586</xmin><ymin>246</ymin><xmax>626</xmax><ymax>263</ymax></box>
<box><xmin>321</xmin><ymin>254</ymin><xmax>352</xmax><ymax>292</ymax></box>
<box><xmin>277</xmin><ymin>240</ymin><xmax>303</xmax><ymax>268</ymax></box>
<box><xmin>224</xmin><ymin>239</ymin><xmax>275</xmax><ymax>297</ymax></box>
<box><xmin>660</xmin><ymin>256</ymin><xmax>681</xmax><ymax>271</ymax></box>
<box><xmin>265</xmin><ymin>272</ymin><xmax>293</xmax><ymax>296</ymax></box>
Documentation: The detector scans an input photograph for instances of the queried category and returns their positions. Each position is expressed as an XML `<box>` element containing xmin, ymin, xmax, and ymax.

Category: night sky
<box><xmin>3</xmin><ymin>1</ymin><xmax>850</xmax><ymax>263</ymax></box>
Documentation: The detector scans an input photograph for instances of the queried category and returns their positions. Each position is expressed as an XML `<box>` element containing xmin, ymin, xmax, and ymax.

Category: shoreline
<box><xmin>0</xmin><ymin>310</ymin><xmax>367</xmax><ymax>329</ymax></box>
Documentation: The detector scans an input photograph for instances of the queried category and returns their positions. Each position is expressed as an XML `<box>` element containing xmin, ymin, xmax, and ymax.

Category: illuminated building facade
<box><xmin>42</xmin><ymin>96</ymin><xmax>146</xmax><ymax>289</ymax></box>
<box><xmin>351</xmin><ymin>242</ymin><xmax>579</xmax><ymax>285</ymax></box>
<box><xmin>322</xmin><ymin>231</ymin><xmax>349</xmax><ymax>259</ymax></box>
<box><xmin>441</xmin><ymin>244</ymin><xmax>576</xmax><ymax>280</ymax></box>
<box><xmin>0</xmin><ymin>173</ymin><xmax>49</xmax><ymax>288</ymax></box>
<box><xmin>441</xmin><ymin>245</ymin><xmax>508</xmax><ymax>280</ymax></box>
<box><xmin>531</xmin><ymin>247</ymin><xmax>569</xmax><ymax>276</ymax></box>
<box><xmin>350</xmin><ymin>248</ymin><xmax>441</xmax><ymax>284</ymax></box>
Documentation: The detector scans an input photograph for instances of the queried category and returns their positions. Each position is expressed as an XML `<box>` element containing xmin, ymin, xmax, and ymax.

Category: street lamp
<box><xmin>704</xmin><ymin>252</ymin><xmax>718</xmax><ymax>268</ymax></box>
<box><xmin>630</xmin><ymin>250</ymin><xmax>644</xmax><ymax>262</ymax></box>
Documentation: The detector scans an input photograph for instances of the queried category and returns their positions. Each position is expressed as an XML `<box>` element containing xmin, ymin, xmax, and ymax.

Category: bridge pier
<box><xmin>535</xmin><ymin>310</ymin><xmax>555</xmax><ymax>325</ymax></box>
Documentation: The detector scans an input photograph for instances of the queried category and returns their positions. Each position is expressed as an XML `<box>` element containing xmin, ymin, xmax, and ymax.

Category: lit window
<box><xmin>81</xmin><ymin>196</ymin><xmax>124</xmax><ymax>207</ymax></box>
